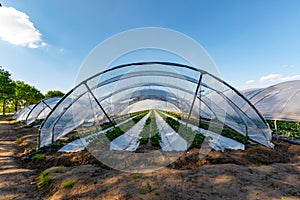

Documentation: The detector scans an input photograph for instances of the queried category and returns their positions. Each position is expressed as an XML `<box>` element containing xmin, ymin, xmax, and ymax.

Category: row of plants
<box><xmin>37</xmin><ymin>169</ymin><xmax>76</xmax><ymax>189</ymax></box>
<box><xmin>138</xmin><ymin>111</ymin><xmax>161</xmax><ymax>148</ymax></box>
<box><xmin>47</xmin><ymin>110</ymin><xmax>151</xmax><ymax>152</ymax></box>
<box><xmin>197</xmin><ymin>120</ymin><xmax>250</xmax><ymax>145</ymax></box>
<box><xmin>160</xmin><ymin>110</ymin><xmax>250</xmax><ymax>145</ymax></box>
<box><xmin>267</xmin><ymin>120</ymin><xmax>300</xmax><ymax>138</ymax></box>
<box><xmin>163</xmin><ymin>111</ymin><xmax>182</xmax><ymax>120</ymax></box>
<box><xmin>157</xmin><ymin>111</ymin><xmax>205</xmax><ymax>148</ymax></box>
<box><xmin>130</xmin><ymin>110</ymin><xmax>150</xmax><ymax>119</ymax></box>
<box><xmin>86</xmin><ymin>111</ymin><xmax>149</xmax><ymax>148</ymax></box>
<box><xmin>50</xmin><ymin>132</ymin><xmax>81</xmax><ymax>151</ymax></box>
<box><xmin>79</xmin><ymin>110</ymin><xmax>150</xmax><ymax>138</ymax></box>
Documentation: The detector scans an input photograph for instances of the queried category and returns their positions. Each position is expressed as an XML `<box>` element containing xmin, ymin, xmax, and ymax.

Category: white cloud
<box><xmin>0</xmin><ymin>6</ymin><xmax>46</xmax><ymax>48</ymax></box>
<box><xmin>246</xmin><ymin>80</ymin><xmax>255</xmax><ymax>84</ymax></box>
<box><xmin>259</xmin><ymin>73</ymin><xmax>300</xmax><ymax>83</ymax></box>
<box><xmin>259</xmin><ymin>74</ymin><xmax>282</xmax><ymax>82</ymax></box>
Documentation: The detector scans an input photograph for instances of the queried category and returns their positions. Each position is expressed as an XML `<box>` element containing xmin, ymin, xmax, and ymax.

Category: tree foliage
<box><xmin>44</xmin><ymin>90</ymin><xmax>65</xmax><ymax>98</ymax></box>
<box><xmin>13</xmin><ymin>81</ymin><xmax>44</xmax><ymax>111</ymax></box>
<box><xmin>0</xmin><ymin>67</ymin><xmax>15</xmax><ymax>114</ymax></box>
<box><xmin>0</xmin><ymin>66</ymin><xmax>44</xmax><ymax>114</ymax></box>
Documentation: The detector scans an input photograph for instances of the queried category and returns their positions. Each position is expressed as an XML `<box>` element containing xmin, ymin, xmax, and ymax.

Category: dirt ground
<box><xmin>0</xmin><ymin>116</ymin><xmax>299</xmax><ymax>200</ymax></box>
<box><xmin>0</xmin><ymin>117</ymin><xmax>37</xmax><ymax>200</ymax></box>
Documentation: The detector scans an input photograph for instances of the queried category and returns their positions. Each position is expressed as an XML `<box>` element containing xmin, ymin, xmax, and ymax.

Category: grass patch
<box><xmin>15</xmin><ymin>137</ymin><xmax>23</xmax><ymax>144</ymax></box>
<box><xmin>37</xmin><ymin>171</ymin><xmax>52</xmax><ymax>188</ymax></box>
<box><xmin>267</xmin><ymin>182</ymin><xmax>278</xmax><ymax>188</ymax></box>
<box><xmin>132</xmin><ymin>173</ymin><xmax>139</xmax><ymax>180</ymax></box>
<box><xmin>31</xmin><ymin>153</ymin><xmax>45</xmax><ymax>162</ymax></box>
<box><xmin>92</xmin><ymin>163</ymin><xmax>99</xmax><ymax>167</ymax></box>
<box><xmin>139</xmin><ymin>188</ymin><xmax>148</xmax><ymax>194</ymax></box>
<box><xmin>146</xmin><ymin>181</ymin><xmax>152</xmax><ymax>192</ymax></box>
<box><xmin>54</xmin><ymin>167</ymin><xmax>63</xmax><ymax>173</ymax></box>
<box><xmin>139</xmin><ymin>181</ymin><xmax>153</xmax><ymax>195</ymax></box>
<box><xmin>61</xmin><ymin>179</ymin><xmax>76</xmax><ymax>189</ymax></box>
<box><xmin>51</xmin><ymin>140</ymin><xmax>64</xmax><ymax>151</ymax></box>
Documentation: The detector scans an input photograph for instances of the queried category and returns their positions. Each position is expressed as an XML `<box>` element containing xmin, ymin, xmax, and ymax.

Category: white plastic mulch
<box><xmin>154</xmin><ymin>111</ymin><xmax>188</xmax><ymax>151</ymax></box>
<box><xmin>110</xmin><ymin>112</ymin><xmax>151</xmax><ymax>151</ymax></box>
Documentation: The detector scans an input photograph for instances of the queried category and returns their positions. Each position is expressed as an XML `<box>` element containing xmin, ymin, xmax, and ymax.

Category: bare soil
<box><xmin>0</xmin><ymin>117</ymin><xmax>37</xmax><ymax>200</ymax></box>
<box><xmin>0</xmin><ymin>116</ymin><xmax>299</xmax><ymax>200</ymax></box>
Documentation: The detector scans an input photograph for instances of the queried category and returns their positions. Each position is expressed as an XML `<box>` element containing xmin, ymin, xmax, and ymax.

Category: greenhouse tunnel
<box><xmin>25</xmin><ymin>97</ymin><xmax>62</xmax><ymax>125</ymax></box>
<box><xmin>13</xmin><ymin>104</ymin><xmax>36</xmax><ymax>122</ymax></box>
<box><xmin>243</xmin><ymin>80</ymin><xmax>300</xmax><ymax>122</ymax></box>
<box><xmin>38</xmin><ymin>62</ymin><xmax>274</xmax><ymax>152</ymax></box>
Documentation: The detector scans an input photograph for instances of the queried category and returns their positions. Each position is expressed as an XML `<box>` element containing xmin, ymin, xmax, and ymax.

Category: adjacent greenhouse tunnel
<box><xmin>38</xmin><ymin>62</ymin><xmax>274</xmax><ymax>150</ymax></box>
<box><xmin>25</xmin><ymin>97</ymin><xmax>62</xmax><ymax>125</ymax></box>
<box><xmin>243</xmin><ymin>80</ymin><xmax>300</xmax><ymax>122</ymax></box>
<box><xmin>13</xmin><ymin>104</ymin><xmax>36</xmax><ymax>122</ymax></box>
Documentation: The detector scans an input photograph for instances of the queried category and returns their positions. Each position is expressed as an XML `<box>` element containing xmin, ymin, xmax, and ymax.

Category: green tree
<box><xmin>13</xmin><ymin>81</ymin><xmax>44</xmax><ymax>111</ymax></box>
<box><xmin>44</xmin><ymin>90</ymin><xmax>65</xmax><ymax>98</ymax></box>
<box><xmin>0</xmin><ymin>67</ymin><xmax>15</xmax><ymax>115</ymax></box>
<box><xmin>0</xmin><ymin>66</ymin><xmax>44</xmax><ymax>114</ymax></box>
<box><xmin>26</xmin><ymin>85</ymin><xmax>44</xmax><ymax>105</ymax></box>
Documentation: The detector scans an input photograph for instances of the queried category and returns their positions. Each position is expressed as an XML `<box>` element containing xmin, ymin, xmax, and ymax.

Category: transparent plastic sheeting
<box><xmin>38</xmin><ymin>62</ymin><xmax>273</xmax><ymax>149</ymax></box>
<box><xmin>243</xmin><ymin>80</ymin><xmax>300</xmax><ymax>122</ymax></box>
<box><xmin>26</xmin><ymin>97</ymin><xmax>62</xmax><ymax>125</ymax></box>
<box><xmin>13</xmin><ymin>104</ymin><xmax>36</xmax><ymax>122</ymax></box>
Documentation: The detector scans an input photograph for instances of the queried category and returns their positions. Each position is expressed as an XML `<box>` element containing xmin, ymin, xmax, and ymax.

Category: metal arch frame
<box><xmin>25</xmin><ymin>102</ymin><xmax>45</xmax><ymax>125</ymax></box>
<box><xmin>48</xmin><ymin>70</ymin><xmax>195</xmax><ymax>144</ymax></box>
<box><xmin>200</xmin><ymin>73</ymin><xmax>271</xmax><ymax>135</ymax></box>
<box><xmin>15</xmin><ymin>104</ymin><xmax>35</xmax><ymax>122</ymax></box>
<box><xmin>199</xmin><ymin>94</ymin><xmax>247</xmax><ymax>133</ymax></box>
<box><xmin>25</xmin><ymin>103</ymin><xmax>40</xmax><ymax>124</ymax></box>
<box><xmin>25</xmin><ymin>97</ymin><xmax>61</xmax><ymax>125</ymax></box>
<box><xmin>39</xmin><ymin>68</ymin><xmax>202</xmax><ymax>147</ymax></box>
<box><xmin>94</xmin><ymin>82</ymin><xmax>216</xmax><ymax>120</ymax></box>
<box><xmin>35</xmin><ymin>98</ymin><xmax>62</xmax><ymax>121</ymax></box>
<box><xmin>39</xmin><ymin>72</ymin><xmax>200</xmax><ymax>147</ymax></box>
<box><xmin>38</xmin><ymin>61</ymin><xmax>271</xmax><ymax>148</ymax></box>
<box><xmin>94</xmin><ymin>70</ymin><xmax>199</xmax><ymax>88</ymax></box>
<box><xmin>49</xmin><ymin>90</ymin><xmax>95</xmax><ymax>144</ymax></box>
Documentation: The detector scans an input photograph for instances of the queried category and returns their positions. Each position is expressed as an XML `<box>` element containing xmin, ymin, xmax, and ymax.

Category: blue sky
<box><xmin>0</xmin><ymin>0</ymin><xmax>300</xmax><ymax>94</ymax></box>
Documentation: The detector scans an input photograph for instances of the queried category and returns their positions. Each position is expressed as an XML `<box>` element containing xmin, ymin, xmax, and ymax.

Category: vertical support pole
<box><xmin>38</xmin><ymin>129</ymin><xmax>41</xmax><ymax>149</ymax></box>
<box><xmin>87</xmin><ymin>91</ymin><xmax>99</xmax><ymax>132</ymax></box>
<box><xmin>199</xmin><ymin>80</ymin><xmax>202</xmax><ymax>129</ymax></box>
<box><xmin>187</xmin><ymin>73</ymin><xmax>203</xmax><ymax>125</ymax></box>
